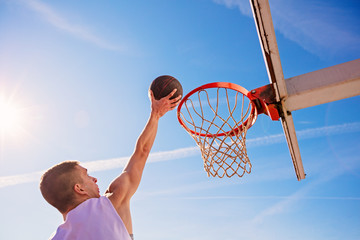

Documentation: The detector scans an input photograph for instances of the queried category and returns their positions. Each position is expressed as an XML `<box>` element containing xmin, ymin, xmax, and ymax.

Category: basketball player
<box><xmin>40</xmin><ymin>89</ymin><xmax>181</xmax><ymax>240</ymax></box>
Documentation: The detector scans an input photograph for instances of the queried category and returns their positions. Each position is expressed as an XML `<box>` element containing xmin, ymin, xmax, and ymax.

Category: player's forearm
<box><xmin>132</xmin><ymin>99</ymin><xmax>170</xmax><ymax>157</ymax></box>
<box><xmin>123</xmin><ymin>112</ymin><xmax>159</xmax><ymax>173</ymax></box>
<box><xmin>134</xmin><ymin>112</ymin><xmax>159</xmax><ymax>158</ymax></box>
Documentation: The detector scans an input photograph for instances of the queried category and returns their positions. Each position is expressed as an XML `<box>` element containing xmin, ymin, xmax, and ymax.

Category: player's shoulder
<box><xmin>48</xmin><ymin>231</ymin><xmax>55</xmax><ymax>240</ymax></box>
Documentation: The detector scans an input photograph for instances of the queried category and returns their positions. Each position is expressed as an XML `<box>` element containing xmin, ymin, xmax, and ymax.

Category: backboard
<box><xmin>249</xmin><ymin>0</ymin><xmax>360</xmax><ymax>180</ymax></box>
<box><xmin>249</xmin><ymin>0</ymin><xmax>305</xmax><ymax>180</ymax></box>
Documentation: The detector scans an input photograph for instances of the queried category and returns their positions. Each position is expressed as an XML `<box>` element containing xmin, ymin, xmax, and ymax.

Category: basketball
<box><xmin>150</xmin><ymin>75</ymin><xmax>183</xmax><ymax>100</ymax></box>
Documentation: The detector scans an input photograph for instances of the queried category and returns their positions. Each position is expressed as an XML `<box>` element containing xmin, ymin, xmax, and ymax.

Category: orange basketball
<box><xmin>150</xmin><ymin>75</ymin><xmax>183</xmax><ymax>100</ymax></box>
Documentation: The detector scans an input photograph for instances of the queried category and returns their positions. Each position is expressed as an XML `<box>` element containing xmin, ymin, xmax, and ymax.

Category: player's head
<box><xmin>40</xmin><ymin>160</ymin><xmax>100</xmax><ymax>213</ymax></box>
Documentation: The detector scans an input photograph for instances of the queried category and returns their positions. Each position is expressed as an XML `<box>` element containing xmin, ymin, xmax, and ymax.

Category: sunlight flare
<box><xmin>0</xmin><ymin>97</ymin><xmax>23</xmax><ymax>136</ymax></box>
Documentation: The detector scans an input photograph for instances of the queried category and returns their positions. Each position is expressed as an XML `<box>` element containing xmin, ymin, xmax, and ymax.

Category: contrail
<box><xmin>0</xmin><ymin>122</ymin><xmax>359</xmax><ymax>188</ymax></box>
<box><xmin>180</xmin><ymin>196</ymin><xmax>360</xmax><ymax>201</ymax></box>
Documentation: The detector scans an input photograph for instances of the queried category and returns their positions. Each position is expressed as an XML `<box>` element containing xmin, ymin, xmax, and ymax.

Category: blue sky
<box><xmin>0</xmin><ymin>0</ymin><xmax>359</xmax><ymax>239</ymax></box>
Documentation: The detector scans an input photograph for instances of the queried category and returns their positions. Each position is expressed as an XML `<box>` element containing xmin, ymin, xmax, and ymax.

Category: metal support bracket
<box><xmin>248</xmin><ymin>83</ymin><xmax>280</xmax><ymax>121</ymax></box>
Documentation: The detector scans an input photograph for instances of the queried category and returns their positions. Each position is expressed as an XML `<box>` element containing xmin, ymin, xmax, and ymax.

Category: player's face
<box><xmin>76</xmin><ymin>165</ymin><xmax>100</xmax><ymax>198</ymax></box>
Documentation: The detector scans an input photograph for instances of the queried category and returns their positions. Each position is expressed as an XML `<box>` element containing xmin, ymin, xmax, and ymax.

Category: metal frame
<box><xmin>249</xmin><ymin>0</ymin><xmax>360</xmax><ymax>181</ymax></box>
<box><xmin>250</xmin><ymin>0</ymin><xmax>305</xmax><ymax>180</ymax></box>
<box><xmin>285</xmin><ymin>59</ymin><xmax>360</xmax><ymax>111</ymax></box>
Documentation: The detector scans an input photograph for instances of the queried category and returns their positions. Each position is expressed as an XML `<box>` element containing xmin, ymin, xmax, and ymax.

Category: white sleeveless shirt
<box><xmin>51</xmin><ymin>196</ymin><xmax>132</xmax><ymax>240</ymax></box>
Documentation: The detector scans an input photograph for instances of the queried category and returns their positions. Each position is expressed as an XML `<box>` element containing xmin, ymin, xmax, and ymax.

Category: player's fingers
<box><xmin>171</xmin><ymin>94</ymin><xmax>182</xmax><ymax>103</ymax></box>
<box><xmin>166</xmin><ymin>89</ymin><xmax>177</xmax><ymax>99</ymax></box>
<box><xmin>170</xmin><ymin>99</ymin><xmax>181</xmax><ymax>108</ymax></box>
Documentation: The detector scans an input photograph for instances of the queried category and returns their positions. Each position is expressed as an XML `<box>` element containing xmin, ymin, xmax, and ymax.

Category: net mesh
<box><xmin>178</xmin><ymin>87</ymin><xmax>256</xmax><ymax>178</ymax></box>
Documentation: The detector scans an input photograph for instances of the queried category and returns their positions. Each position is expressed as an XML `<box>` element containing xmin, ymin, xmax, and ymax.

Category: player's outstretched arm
<box><xmin>105</xmin><ymin>89</ymin><xmax>181</xmax><ymax>207</ymax></box>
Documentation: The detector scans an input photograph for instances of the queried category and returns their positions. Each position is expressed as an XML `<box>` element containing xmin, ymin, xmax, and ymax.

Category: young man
<box><xmin>40</xmin><ymin>89</ymin><xmax>181</xmax><ymax>240</ymax></box>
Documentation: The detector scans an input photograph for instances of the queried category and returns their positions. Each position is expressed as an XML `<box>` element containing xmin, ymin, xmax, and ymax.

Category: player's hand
<box><xmin>149</xmin><ymin>89</ymin><xmax>181</xmax><ymax>118</ymax></box>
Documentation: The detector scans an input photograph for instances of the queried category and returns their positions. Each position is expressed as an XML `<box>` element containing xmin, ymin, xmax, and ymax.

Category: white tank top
<box><xmin>51</xmin><ymin>196</ymin><xmax>132</xmax><ymax>240</ymax></box>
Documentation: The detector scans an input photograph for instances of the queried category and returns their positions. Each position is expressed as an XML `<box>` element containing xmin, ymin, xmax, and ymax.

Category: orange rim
<box><xmin>177</xmin><ymin>82</ymin><xmax>257</xmax><ymax>137</ymax></box>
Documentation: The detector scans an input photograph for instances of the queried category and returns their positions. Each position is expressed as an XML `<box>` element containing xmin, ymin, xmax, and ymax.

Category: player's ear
<box><xmin>74</xmin><ymin>183</ymin><xmax>87</xmax><ymax>195</ymax></box>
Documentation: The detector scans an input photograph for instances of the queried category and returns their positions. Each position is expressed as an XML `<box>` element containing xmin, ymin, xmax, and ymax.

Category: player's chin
<box><xmin>91</xmin><ymin>189</ymin><xmax>101</xmax><ymax>198</ymax></box>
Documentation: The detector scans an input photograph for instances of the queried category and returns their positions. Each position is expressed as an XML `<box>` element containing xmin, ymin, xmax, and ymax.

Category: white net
<box><xmin>178</xmin><ymin>87</ymin><xmax>257</xmax><ymax>178</ymax></box>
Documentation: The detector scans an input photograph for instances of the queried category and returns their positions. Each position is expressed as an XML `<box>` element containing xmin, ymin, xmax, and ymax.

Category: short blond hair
<box><xmin>40</xmin><ymin>161</ymin><xmax>83</xmax><ymax>213</ymax></box>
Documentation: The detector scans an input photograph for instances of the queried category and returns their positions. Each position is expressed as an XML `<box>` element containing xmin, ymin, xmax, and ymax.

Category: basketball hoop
<box><xmin>177</xmin><ymin>82</ymin><xmax>279</xmax><ymax>178</ymax></box>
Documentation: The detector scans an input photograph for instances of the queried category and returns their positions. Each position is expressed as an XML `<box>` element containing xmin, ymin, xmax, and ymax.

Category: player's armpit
<box><xmin>105</xmin><ymin>172</ymin><xmax>132</xmax><ymax>208</ymax></box>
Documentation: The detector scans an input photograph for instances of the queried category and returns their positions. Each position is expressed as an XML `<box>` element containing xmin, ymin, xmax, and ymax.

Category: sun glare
<box><xmin>0</xmin><ymin>98</ymin><xmax>23</xmax><ymax>135</ymax></box>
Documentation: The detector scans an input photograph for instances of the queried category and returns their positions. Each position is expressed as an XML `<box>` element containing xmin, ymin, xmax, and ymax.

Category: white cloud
<box><xmin>214</xmin><ymin>0</ymin><xmax>360</xmax><ymax>58</ymax></box>
<box><xmin>213</xmin><ymin>0</ymin><xmax>252</xmax><ymax>17</ymax></box>
<box><xmin>20</xmin><ymin>0</ymin><xmax>127</xmax><ymax>52</ymax></box>
<box><xmin>251</xmin><ymin>183</ymin><xmax>313</xmax><ymax>224</ymax></box>
<box><xmin>249</xmin><ymin>154</ymin><xmax>360</xmax><ymax>225</ymax></box>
